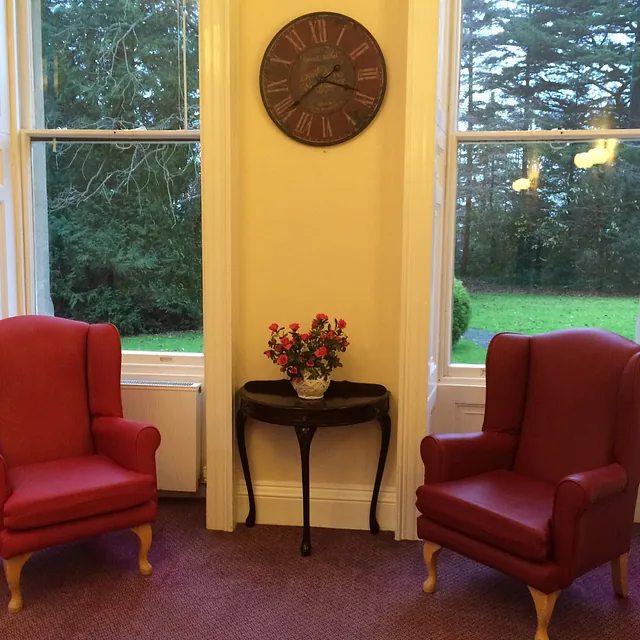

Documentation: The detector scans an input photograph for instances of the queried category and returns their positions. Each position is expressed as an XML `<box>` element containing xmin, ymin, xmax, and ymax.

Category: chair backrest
<box><xmin>0</xmin><ymin>315</ymin><xmax>121</xmax><ymax>468</ymax></box>
<box><xmin>484</xmin><ymin>328</ymin><xmax>640</xmax><ymax>484</ymax></box>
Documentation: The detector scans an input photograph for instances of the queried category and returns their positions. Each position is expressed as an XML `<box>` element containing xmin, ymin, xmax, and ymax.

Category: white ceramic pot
<box><xmin>291</xmin><ymin>372</ymin><xmax>331</xmax><ymax>400</ymax></box>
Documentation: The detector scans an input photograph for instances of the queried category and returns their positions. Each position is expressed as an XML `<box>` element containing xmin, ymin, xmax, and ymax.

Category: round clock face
<box><xmin>259</xmin><ymin>12</ymin><xmax>387</xmax><ymax>147</ymax></box>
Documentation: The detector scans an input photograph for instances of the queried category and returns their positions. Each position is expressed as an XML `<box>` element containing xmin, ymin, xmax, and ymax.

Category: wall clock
<box><xmin>259</xmin><ymin>12</ymin><xmax>387</xmax><ymax>147</ymax></box>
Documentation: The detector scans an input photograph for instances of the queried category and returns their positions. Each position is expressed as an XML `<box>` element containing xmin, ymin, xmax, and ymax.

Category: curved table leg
<box><xmin>295</xmin><ymin>425</ymin><xmax>317</xmax><ymax>556</ymax></box>
<box><xmin>370</xmin><ymin>410</ymin><xmax>391</xmax><ymax>534</ymax></box>
<box><xmin>236</xmin><ymin>409</ymin><xmax>256</xmax><ymax>527</ymax></box>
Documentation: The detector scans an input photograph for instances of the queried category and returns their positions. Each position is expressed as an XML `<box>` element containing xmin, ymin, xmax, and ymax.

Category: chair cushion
<box><xmin>416</xmin><ymin>469</ymin><xmax>555</xmax><ymax>562</ymax></box>
<box><xmin>4</xmin><ymin>455</ymin><xmax>156</xmax><ymax>531</ymax></box>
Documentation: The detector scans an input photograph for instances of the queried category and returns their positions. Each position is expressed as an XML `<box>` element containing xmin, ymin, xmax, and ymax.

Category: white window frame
<box><xmin>10</xmin><ymin>0</ymin><xmax>205</xmax><ymax>374</ymax></box>
<box><xmin>439</xmin><ymin>0</ymin><xmax>640</xmax><ymax>382</ymax></box>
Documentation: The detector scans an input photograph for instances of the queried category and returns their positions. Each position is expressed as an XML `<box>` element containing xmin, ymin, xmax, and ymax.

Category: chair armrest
<box><xmin>552</xmin><ymin>463</ymin><xmax>629</xmax><ymax>584</ymax></box>
<box><xmin>554</xmin><ymin>464</ymin><xmax>628</xmax><ymax>515</ymax></box>
<box><xmin>92</xmin><ymin>416</ymin><xmax>161</xmax><ymax>477</ymax></box>
<box><xmin>420</xmin><ymin>432</ymin><xmax>519</xmax><ymax>484</ymax></box>
<box><xmin>0</xmin><ymin>453</ymin><xmax>9</xmax><ymax>529</ymax></box>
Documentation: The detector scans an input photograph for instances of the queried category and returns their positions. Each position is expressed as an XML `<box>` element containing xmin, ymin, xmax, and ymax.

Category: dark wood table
<box><xmin>236</xmin><ymin>380</ymin><xmax>391</xmax><ymax>556</ymax></box>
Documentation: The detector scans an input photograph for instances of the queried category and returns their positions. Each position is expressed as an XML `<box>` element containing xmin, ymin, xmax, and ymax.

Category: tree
<box><xmin>458</xmin><ymin>0</ymin><xmax>499</xmax><ymax>276</ymax></box>
<box><xmin>456</xmin><ymin>0</ymin><xmax>640</xmax><ymax>296</ymax></box>
<box><xmin>39</xmin><ymin>0</ymin><xmax>202</xmax><ymax>335</ymax></box>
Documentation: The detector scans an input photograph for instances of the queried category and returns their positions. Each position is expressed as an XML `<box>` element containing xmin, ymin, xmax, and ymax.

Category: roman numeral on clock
<box><xmin>295</xmin><ymin>112</ymin><xmax>314</xmax><ymax>136</ymax></box>
<box><xmin>270</xmin><ymin>54</ymin><xmax>292</xmax><ymax>67</ymax></box>
<box><xmin>322</xmin><ymin>117</ymin><xmax>333</xmax><ymax>139</ymax></box>
<box><xmin>343</xmin><ymin>111</ymin><xmax>356</xmax><ymax>126</ymax></box>
<box><xmin>266</xmin><ymin>78</ymin><xmax>289</xmax><ymax>94</ymax></box>
<box><xmin>285</xmin><ymin>29</ymin><xmax>306</xmax><ymax>53</ymax></box>
<box><xmin>309</xmin><ymin>18</ymin><xmax>327</xmax><ymax>44</ymax></box>
<box><xmin>274</xmin><ymin>96</ymin><xmax>295</xmax><ymax>117</ymax></box>
<box><xmin>350</xmin><ymin>42</ymin><xmax>370</xmax><ymax>61</ymax></box>
<box><xmin>355</xmin><ymin>91</ymin><xmax>376</xmax><ymax>108</ymax></box>
<box><xmin>357</xmin><ymin>68</ymin><xmax>379</xmax><ymax>81</ymax></box>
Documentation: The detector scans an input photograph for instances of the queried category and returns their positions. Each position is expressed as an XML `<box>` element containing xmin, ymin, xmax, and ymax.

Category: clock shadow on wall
<box><xmin>259</xmin><ymin>12</ymin><xmax>388</xmax><ymax>147</ymax></box>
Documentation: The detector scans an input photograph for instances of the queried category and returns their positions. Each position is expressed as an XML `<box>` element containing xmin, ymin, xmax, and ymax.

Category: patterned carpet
<box><xmin>0</xmin><ymin>499</ymin><xmax>638</xmax><ymax>639</ymax></box>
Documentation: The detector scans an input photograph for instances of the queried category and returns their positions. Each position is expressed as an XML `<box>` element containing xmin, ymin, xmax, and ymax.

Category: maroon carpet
<box><xmin>1</xmin><ymin>499</ymin><xmax>638</xmax><ymax>639</ymax></box>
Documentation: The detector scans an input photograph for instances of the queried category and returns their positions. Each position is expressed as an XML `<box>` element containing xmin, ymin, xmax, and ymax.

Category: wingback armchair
<box><xmin>416</xmin><ymin>328</ymin><xmax>640</xmax><ymax>640</ymax></box>
<box><xmin>0</xmin><ymin>315</ymin><xmax>161</xmax><ymax>613</ymax></box>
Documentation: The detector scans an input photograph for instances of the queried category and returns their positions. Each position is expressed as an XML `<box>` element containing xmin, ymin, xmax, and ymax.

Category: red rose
<box><xmin>292</xmin><ymin>377</ymin><xmax>301</xmax><ymax>384</ymax></box>
<box><xmin>277</xmin><ymin>354</ymin><xmax>288</xmax><ymax>366</ymax></box>
<box><xmin>264</xmin><ymin>350</ymin><xmax>272</xmax><ymax>358</ymax></box>
<box><xmin>327</xmin><ymin>330</ymin><xmax>334</xmax><ymax>339</ymax></box>
<box><xmin>300</xmin><ymin>333</ymin><xmax>310</xmax><ymax>341</ymax></box>
<box><xmin>336</xmin><ymin>336</ymin><xmax>343</xmax><ymax>342</ymax></box>
<box><xmin>269</xmin><ymin>323</ymin><xmax>279</xmax><ymax>332</ymax></box>
<box><xmin>311</xmin><ymin>321</ymin><xmax>318</xmax><ymax>329</ymax></box>
<box><xmin>289</xmin><ymin>323</ymin><xmax>300</xmax><ymax>331</ymax></box>
<box><xmin>320</xmin><ymin>333</ymin><xmax>327</xmax><ymax>340</ymax></box>
<box><xmin>275</xmin><ymin>345</ymin><xmax>283</xmax><ymax>353</ymax></box>
<box><xmin>316</xmin><ymin>313</ymin><xmax>328</xmax><ymax>321</ymax></box>
<box><xmin>290</xmin><ymin>367</ymin><xmax>298</xmax><ymax>375</ymax></box>
<box><xmin>314</xmin><ymin>347</ymin><xmax>327</xmax><ymax>358</ymax></box>
<box><xmin>306</xmin><ymin>360</ymin><xmax>314</xmax><ymax>366</ymax></box>
<box><xmin>338</xmin><ymin>319</ymin><xmax>347</xmax><ymax>329</ymax></box>
<box><xmin>344</xmin><ymin>341</ymin><xmax>350</xmax><ymax>347</ymax></box>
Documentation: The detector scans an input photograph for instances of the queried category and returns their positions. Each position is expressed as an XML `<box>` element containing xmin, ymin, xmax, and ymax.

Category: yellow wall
<box><xmin>235</xmin><ymin>1</ymin><xmax>409</xmax><ymax>508</ymax></box>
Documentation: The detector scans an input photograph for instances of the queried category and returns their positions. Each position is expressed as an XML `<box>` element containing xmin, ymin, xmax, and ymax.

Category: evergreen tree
<box><xmin>39</xmin><ymin>0</ymin><xmax>202</xmax><ymax>335</ymax></box>
<box><xmin>457</xmin><ymin>0</ymin><xmax>640</xmax><ymax>295</ymax></box>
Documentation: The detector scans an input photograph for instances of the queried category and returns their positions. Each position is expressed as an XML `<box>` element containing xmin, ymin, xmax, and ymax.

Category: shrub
<box><xmin>452</xmin><ymin>278</ymin><xmax>471</xmax><ymax>346</ymax></box>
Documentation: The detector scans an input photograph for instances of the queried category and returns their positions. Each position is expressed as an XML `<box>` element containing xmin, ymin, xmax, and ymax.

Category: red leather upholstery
<box><xmin>1</xmin><ymin>502</ymin><xmax>157</xmax><ymax>559</ymax></box>
<box><xmin>514</xmin><ymin>330</ymin><xmax>639</xmax><ymax>483</ymax></box>
<box><xmin>4</xmin><ymin>455</ymin><xmax>156</xmax><ymax>530</ymax></box>
<box><xmin>0</xmin><ymin>315</ymin><xmax>161</xmax><ymax>561</ymax></box>
<box><xmin>421</xmin><ymin>432</ymin><xmax>518</xmax><ymax>484</ymax></box>
<box><xmin>417</xmin><ymin>328</ymin><xmax>640</xmax><ymax>594</ymax></box>
<box><xmin>0</xmin><ymin>316</ymin><xmax>95</xmax><ymax>467</ymax></box>
<box><xmin>0</xmin><ymin>454</ymin><xmax>9</xmax><ymax>530</ymax></box>
<box><xmin>93</xmin><ymin>417</ymin><xmax>161</xmax><ymax>478</ymax></box>
<box><xmin>417</xmin><ymin>470</ymin><xmax>554</xmax><ymax>561</ymax></box>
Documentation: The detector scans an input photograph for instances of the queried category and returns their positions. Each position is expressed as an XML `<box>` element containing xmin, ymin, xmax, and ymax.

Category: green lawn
<box><xmin>121</xmin><ymin>330</ymin><xmax>203</xmax><ymax>352</ymax></box>
<box><xmin>451</xmin><ymin>339</ymin><xmax>488</xmax><ymax>363</ymax></box>
<box><xmin>452</xmin><ymin>293</ymin><xmax>639</xmax><ymax>365</ymax></box>
<box><xmin>119</xmin><ymin>294</ymin><xmax>640</xmax><ymax>366</ymax></box>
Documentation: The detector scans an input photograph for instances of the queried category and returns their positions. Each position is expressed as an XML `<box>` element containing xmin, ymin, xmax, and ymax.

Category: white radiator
<box><xmin>120</xmin><ymin>380</ymin><xmax>203</xmax><ymax>492</ymax></box>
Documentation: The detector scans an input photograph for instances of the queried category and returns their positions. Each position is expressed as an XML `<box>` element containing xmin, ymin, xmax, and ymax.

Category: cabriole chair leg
<box><xmin>422</xmin><ymin>541</ymin><xmax>442</xmax><ymax>593</ymax></box>
<box><xmin>612</xmin><ymin>553</ymin><xmax>628</xmax><ymax>598</ymax></box>
<box><xmin>131</xmin><ymin>524</ymin><xmax>153</xmax><ymax>576</ymax></box>
<box><xmin>3</xmin><ymin>552</ymin><xmax>33</xmax><ymax>613</ymax></box>
<box><xmin>528</xmin><ymin>586</ymin><xmax>560</xmax><ymax>640</ymax></box>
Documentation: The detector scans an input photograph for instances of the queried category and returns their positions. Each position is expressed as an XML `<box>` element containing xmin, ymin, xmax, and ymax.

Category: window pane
<box><xmin>459</xmin><ymin>0</ymin><xmax>640</xmax><ymax>131</ymax></box>
<box><xmin>32</xmin><ymin>142</ymin><xmax>202</xmax><ymax>352</ymax></box>
<box><xmin>36</xmin><ymin>0</ymin><xmax>199</xmax><ymax>130</ymax></box>
<box><xmin>452</xmin><ymin>139</ymin><xmax>640</xmax><ymax>364</ymax></box>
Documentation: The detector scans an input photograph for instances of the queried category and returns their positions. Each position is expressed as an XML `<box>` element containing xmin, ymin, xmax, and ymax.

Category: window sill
<box><xmin>121</xmin><ymin>351</ymin><xmax>204</xmax><ymax>384</ymax></box>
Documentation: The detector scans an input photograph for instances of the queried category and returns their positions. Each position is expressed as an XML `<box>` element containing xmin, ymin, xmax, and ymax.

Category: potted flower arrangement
<box><xmin>264</xmin><ymin>314</ymin><xmax>350</xmax><ymax>400</ymax></box>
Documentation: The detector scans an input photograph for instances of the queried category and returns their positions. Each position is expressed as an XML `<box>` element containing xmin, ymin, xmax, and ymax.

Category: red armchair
<box><xmin>417</xmin><ymin>328</ymin><xmax>640</xmax><ymax>640</ymax></box>
<box><xmin>0</xmin><ymin>315</ymin><xmax>161</xmax><ymax>613</ymax></box>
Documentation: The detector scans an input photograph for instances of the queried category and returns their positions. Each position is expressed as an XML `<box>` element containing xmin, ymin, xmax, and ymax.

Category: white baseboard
<box><xmin>236</xmin><ymin>481</ymin><xmax>396</xmax><ymax>533</ymax></box>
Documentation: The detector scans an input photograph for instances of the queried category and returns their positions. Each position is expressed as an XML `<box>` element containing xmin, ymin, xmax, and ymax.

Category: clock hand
<box><xmin>290</xmin><ymin>65</ymin><xmax>341</xmax><ymax>108</ymax></box>
<box><xmin>322</xmin><ymin>80</ymin><xmax>357</xmax><ymax>91</ymax></box>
